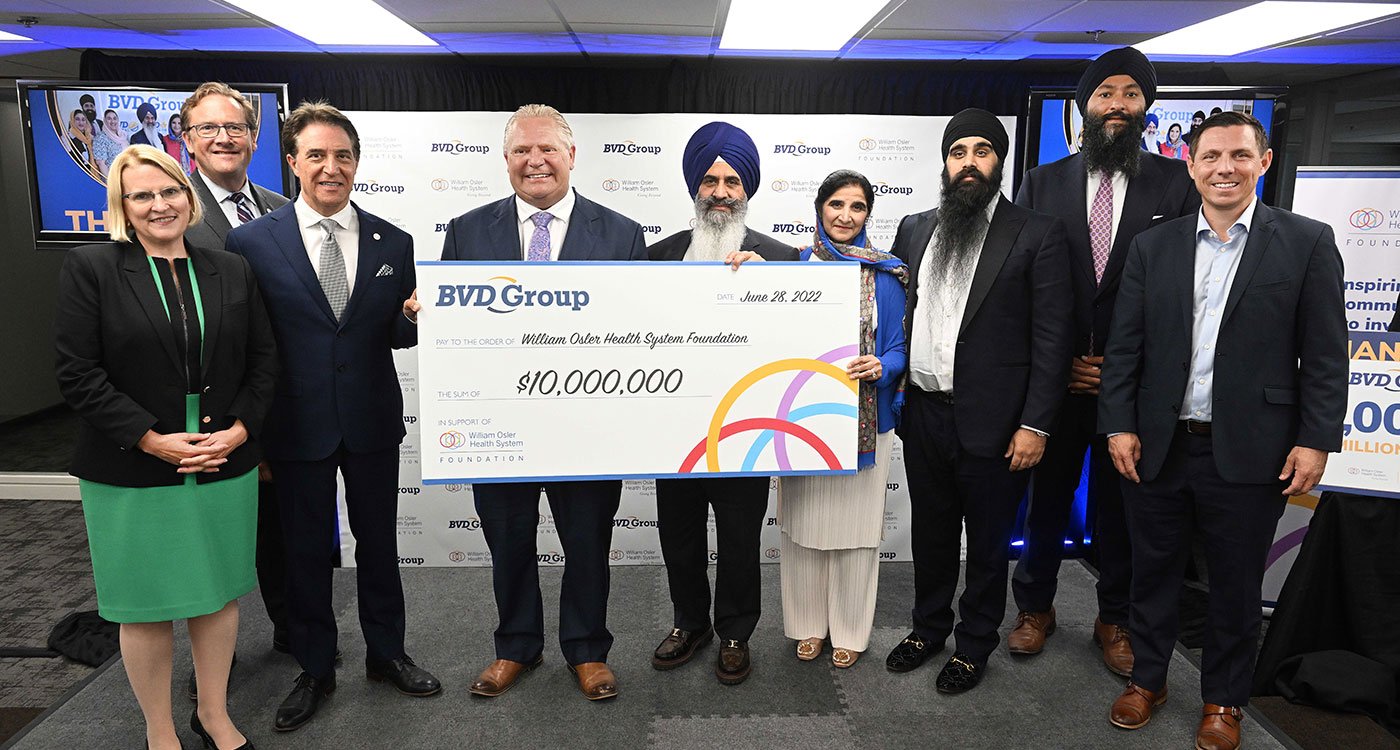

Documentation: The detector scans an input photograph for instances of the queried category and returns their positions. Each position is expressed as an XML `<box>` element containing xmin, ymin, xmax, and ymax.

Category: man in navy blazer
<box><xmin>883</xmin><ymin>109</ymin><xmax>1071</xmax><ymax>693</ymax></box>
<box><xmin>225</xmin><ymin>102</ymin><xmax>440</xmax><ymax>732</ymax></box>
<box><xmin>1099</xmin><ymin>112</ymin><xmax>1346</xmax><ymax>750</ymax></box>
<box><xmin>437</xmin><ymin>104</ymin><xmax>645</xmax><ymax>702</ymax></box>
<box><xmin>1010</xmin><ymin>47</ymin><xmax>1200</xmax><ymax>675</ymax></box>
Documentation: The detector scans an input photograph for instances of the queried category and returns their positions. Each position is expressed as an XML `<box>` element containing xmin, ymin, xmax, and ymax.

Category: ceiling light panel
<box><xmin>720</xmin><ymin>0</ymin><xmax>891</xmax><ymax>51</ymax></box>
<box><xmin>225</xmin><ymin>0</ymin><xmax>438</xmax><ymax>46</ymax></box>
<box><xmin>1136</xmin><ymin>1</ymin><xmax>1400</xmax><ymax>57</ymax></box>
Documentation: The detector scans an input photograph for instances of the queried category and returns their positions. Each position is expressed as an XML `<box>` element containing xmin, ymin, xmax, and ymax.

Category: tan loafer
<box><xmin>568</xmin><ymin>661</ymin><xmax>618</xmax><ymax>701</ymax></box>
<box><xmin>469</xmin><ymin>655</ymin><xmax>542</xmax><ymax>697</ymax></box>
<box><xmin>832</xmin><ymin>648</ymin><xmax>859</xmax><ymax>669</ymax></box>
<box><xmin>796</xmin><ymin>637</ymin><xmax>823</xmax><ymax>661</ymax></box>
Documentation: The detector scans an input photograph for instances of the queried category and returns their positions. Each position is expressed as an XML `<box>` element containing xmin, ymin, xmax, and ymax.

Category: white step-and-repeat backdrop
<box><xmin>337</xmin><ymin>111</ymin><xmax>1016</xmax><ymax>567</ymax></box>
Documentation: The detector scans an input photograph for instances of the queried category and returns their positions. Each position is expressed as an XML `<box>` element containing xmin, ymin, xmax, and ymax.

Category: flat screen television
<box><xmin>1021</xmin><ymin>86</ymin><xmax>1288</xmax><ymax>201</ymax></box>
<box><xmin>16</xmin><ymin>80</ymin><xmax>291</xmax><ymax>249</ymax></box>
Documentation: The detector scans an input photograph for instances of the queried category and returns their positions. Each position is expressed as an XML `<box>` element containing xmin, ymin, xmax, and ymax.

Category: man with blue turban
<box><xmin>647</xmin><ymin>121</ymin><xmax>796</xmax><ymax>685</ymax></box>
<box><xmin>128</xmin><ymin>101</ymin><xmax>162</xmax><ymax>147</ymax></box>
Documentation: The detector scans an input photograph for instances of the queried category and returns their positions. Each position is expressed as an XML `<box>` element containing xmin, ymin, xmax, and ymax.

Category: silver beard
<box><xmin>686</xmin><ymin>194</ymin><xmax>749</xmax><ymax>262</ymax></box>
<box><xmin>143</xmin><ymin>124</ymin><xmax>161</xmax><ymax>143</ymax></box>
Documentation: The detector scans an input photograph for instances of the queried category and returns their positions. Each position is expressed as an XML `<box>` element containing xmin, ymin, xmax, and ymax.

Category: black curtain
<box><xmin>81</xmin><ymin>50</ymin><xmax>1136</xmax><ymax>116</ymax></box>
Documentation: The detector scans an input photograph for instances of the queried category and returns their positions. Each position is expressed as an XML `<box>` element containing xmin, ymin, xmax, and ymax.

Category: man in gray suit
<box><xmin>180</xmin><ymin>81</ymin><xmax>291</xmax><ymax>700</ymax></box>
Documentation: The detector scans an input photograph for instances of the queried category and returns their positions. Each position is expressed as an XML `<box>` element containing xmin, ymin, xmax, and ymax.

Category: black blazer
<box><xmin>441</xmin><ymin>190</ymin><xmax>646</xmax><ymax>262</ymax></box>
<box><xmin>647</xmin><ymin>227</ymin><xmax>799</xmax><ymax>262</ymax></box>
<box><xmin>1098</xmin><ymin>203</ymin><xmax>1348</xmax><ymax>484</ymax></box>
<box><xmin>54</xmin><ymin>242</ymin><xmax>278</xmax><ymax>487</ymax></box>
<box><xmin>893</xmin><ymin>196</ymin><xmax>1073</xmax><ymax>456</ymax></box>
<box><xmin>1015</xmin><ymin>151</ymin><xmax>1199</xmax><ymax>356</ymax></box>
<box><xmin>185</xmin><ymin>170</ymin><xmax>289</xmax><ymax>251</ymax></box>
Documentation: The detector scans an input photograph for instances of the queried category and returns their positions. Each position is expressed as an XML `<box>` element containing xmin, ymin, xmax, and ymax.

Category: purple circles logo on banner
<box><xmin>448</xmin><ymin>550</ymin><xmax>466</xmax><ymax>562</ymax></box>
<box><xmin>771</xmin><ymin>179</ymin><xmax>789</xmax><ymax>192</ymax></box>
<box><xmin>444</xmin><ymin>483</ymin><xmax>466</xmax><ymax>493</ymax></box>
<box><xmin>858</xmin><ymin>138</ymin><xmax>877</xmax><ymax>151</ymax></box>
<box><xmin>439</xmin><ymin>430</ymin><xmax>466</xmax><ymax>449</ymax></box>
<box><xmin>609</xmin><ymin>549</ymin><xmax>624</xmax><ymax>561</ymax></box>
<box><xmin>430</xmin><ymin>178</ymin><xmax>449</xmax><ymax>191</ymax></box>
<box><xmin>602</xmin><ymin>179</ymin><xmax>621</xmax><ymax>192</ymax></box>
<box><xmin>1350</xmin><ymin>208</ymin><xmax>1384</xmax><ymax>230</ymax></box>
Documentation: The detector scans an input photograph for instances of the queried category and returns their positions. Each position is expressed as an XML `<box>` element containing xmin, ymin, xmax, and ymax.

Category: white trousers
<box><xmin>779</xmin><ymin>531</ymin><xmax>881</xmax><ymax>652</ymax></box>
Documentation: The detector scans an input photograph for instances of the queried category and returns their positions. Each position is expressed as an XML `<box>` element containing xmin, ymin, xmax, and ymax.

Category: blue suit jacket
<box><xmin>440</xmin><ymin>190</ymin><xmax>646</xmax><ymax>262</ymax></box>
<box><xmin>226</xmin><ymin>201</ymin><xmax>417</xmax><ymax>461</ymax></box>
<box><xmin>1099</xmin><ymin>203</ymin><xmax>1347</xmax><ymax>483</ymax></box>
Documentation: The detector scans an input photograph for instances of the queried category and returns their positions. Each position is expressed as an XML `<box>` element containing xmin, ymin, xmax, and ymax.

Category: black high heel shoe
<box><xmin>189</xmin><ymin>710</ymin><xmax>254</xmax><ymax>750</ymax></box>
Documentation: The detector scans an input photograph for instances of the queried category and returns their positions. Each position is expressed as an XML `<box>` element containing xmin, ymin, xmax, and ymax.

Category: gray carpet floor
<box><xmin>8</xmin><ymin>559</ymin><xmax>1293</xmax><ymax>750</ymax></box>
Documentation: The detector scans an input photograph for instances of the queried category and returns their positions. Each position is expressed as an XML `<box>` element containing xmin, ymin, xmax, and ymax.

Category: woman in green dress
<box><xmin>54</xmin><ymin>145</ymin><xmax>276</xmax><ymax>750</ymax></box>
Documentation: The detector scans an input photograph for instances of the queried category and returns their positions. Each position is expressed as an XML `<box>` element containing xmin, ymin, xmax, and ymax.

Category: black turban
<box><xmin>682</xmin><ymin>122</ymin><xmax>760</xmax><ymax>200</ymax></box>
<box><xmin>941</xmin><ymin>108</ymin><xmax>1008</xmax><ymax>162</ymax></box>
<box><xmin>1075</xmin><ymin>46</ymin><xmax>1157</xmax><ymax>116</ymax></box>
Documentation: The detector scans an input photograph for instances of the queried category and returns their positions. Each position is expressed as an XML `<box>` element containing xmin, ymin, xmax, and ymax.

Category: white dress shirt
<box><xmin>514</xmin><ymin>189</ymin><xmax>576</xmax><ymax>261</ymax></box>
<box><xmin>1085</xmin><ymin>169</ymin><xmax>1129</xmax><ymax>250</ymax></box>
<box><xmin>200</xmin><ymin>171</ymin><xmax>263</xmax><ymax>227</ymax></box>
<box><xmin>908</xmin><ymin>198</ymin><xmax>997</xmax><ymax>393</ymax></box>
<box><xmin>1180</xmin><ymin>197</ymin><xmax>1258</xmax><ymax>422</ymax></box>
<box><xmin>294</xmin><ymin>197</ymin><xmax>360</xmax><ymax>294</ymax></box>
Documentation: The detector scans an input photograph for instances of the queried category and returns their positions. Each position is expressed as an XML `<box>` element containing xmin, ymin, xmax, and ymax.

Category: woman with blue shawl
<box><xmin>779</xmin><ymin>170</ymin><xmax>908</xmax><ymax>668</ymax></box>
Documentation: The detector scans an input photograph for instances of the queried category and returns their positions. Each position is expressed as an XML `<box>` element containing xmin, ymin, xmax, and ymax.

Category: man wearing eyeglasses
<box><xmin>182</xmin><ymin>82</ymin><xmax>288</xmax><ymax>250</ymax></box>
<box><xmin>179</xmin><ymin>82</ymin><xmax>291</xmax><ymax>702</ymax></box>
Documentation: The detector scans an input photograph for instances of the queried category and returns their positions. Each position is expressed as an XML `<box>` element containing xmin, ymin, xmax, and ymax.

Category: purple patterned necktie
<box><xmin>229</xmin><ymin>191</ymin><xmax>254</xmax><ymax>224</ymax></box>
<box><xmin>1089</xmin><ymin>171</ymin><xmax>1113</xmax><ymax>285</ymax></box>
<box><xmin>527</xmin><ymin>211</ymin><xmax>554</xmax><ymax>261</ymax></box>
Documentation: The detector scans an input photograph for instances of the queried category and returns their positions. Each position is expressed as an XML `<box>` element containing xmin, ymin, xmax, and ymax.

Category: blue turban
<box><xmin>682</xmin><ymin>122</ymin><xmax>760</xmax><ymax>200</ymax></box>
<box><xmin>136</xmin><ymin>102</ymin><xmax>158</xmax><ymax>123</ymax></box>
<box><xmin>1145</xmin><ymin>113</ymin><xmax>1159</xmax><ymax>128</ymax></box>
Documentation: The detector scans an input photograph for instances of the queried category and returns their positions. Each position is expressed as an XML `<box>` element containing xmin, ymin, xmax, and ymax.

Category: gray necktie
<box><xmin>317</xmin><ymin>218</ymin><xmax>348</xmax><ymax>320</ymax></box>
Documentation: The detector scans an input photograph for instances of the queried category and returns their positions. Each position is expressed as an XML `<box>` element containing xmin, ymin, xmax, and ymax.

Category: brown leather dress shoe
<box><xmin>1109</xmin><ymin>682</ymin><xmax>1168</xmax><ymax>729</ymax></box>
<box><xmin>569</xmin><ymin>661</ymin><xmax>619</xmax><ymax>701</ymax></box>
<box><xmin>469</xmin><ymin>655</ymin><xmax>542</xmax><ymax>697</ymax></box>
<box><xmin>1196</xmin><ymin>704</ymin><xmax>1243</xmax><ymax>750</ymax></box>
<box><xmin>1093</xmin><ymin>617</ymin><xmax>1134</xmax><ymax>677</ymax></box>
<box><xmin>1007</xmin><ymin>608</ymin><xmax>1056</xmax><ymax>654</ymax></box>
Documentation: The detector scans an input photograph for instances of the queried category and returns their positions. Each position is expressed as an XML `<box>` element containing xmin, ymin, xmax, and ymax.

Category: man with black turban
<box><xmin>1011</xmin><ymin>46</ymin><xmax>1199</xmax><ymax>678</ymax></box>
<box><xmin>128</xmin><ymin>101</ymin><xmax>162</xmax><ymax>146</ymax></box>
<box><xmin>882</xmin><ymin>108</ymin><xmax>1071</xmax><ymax>693</ymax></box>
<box><xmin>647</xmin><ymin>121</ymin><xmax>796</xmax><ymax>686</ymax></box>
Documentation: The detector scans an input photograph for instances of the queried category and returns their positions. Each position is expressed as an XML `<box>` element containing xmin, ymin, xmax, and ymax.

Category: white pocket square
<box><xmin>376</xmin><ymin>264</ymin><xmax>394</xmax><ymax>277</ymax></box>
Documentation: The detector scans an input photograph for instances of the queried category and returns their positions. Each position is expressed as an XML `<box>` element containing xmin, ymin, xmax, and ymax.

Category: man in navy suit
<box><xmin>433</xmin><ymin>104</ymin><xmax>646</xmax><ymax>701</ymax></box>
<box><xmin>225</xmin><ymin>102</ymin><xmax>440</xmax><ymax>732</ymax></box>
<box><xmin>1010</xmin><ymin>47</ymin><xmax>1199</xmax><ymax>675</ymax></box>
<box><xmin>1100</xmin><ymin>112</ymin><xmax>1346</xmax><ymax>750</ymax></box>
<box><xmin>882</xmin><ymin>109</ymin><xmax>1072</xmax><ymax>693</ymax></box>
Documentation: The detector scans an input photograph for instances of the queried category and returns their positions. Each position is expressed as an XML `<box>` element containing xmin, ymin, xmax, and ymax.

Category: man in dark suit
<box><xmin>882</xmin><ymin>109</ymin><xmax>1071</xmax><ymax>693</ymax></box>
<box><xmin>647</xmin><ymin>121</ymin><xmax>797</xmax><ymax>686</ymax></box>
<box><xmin>128</xmin><ymin>102</ymin><xmax>162</xmax><ymax>147</ymax></box>
<box><xmin>1010</xmin><ymin>47</ymin><xmax>1200</xmax><ymax>676</ymax></box>
<box><xmin>179</xmin><ymin>82</ymin><xmax>292</xmax><ymax>701</ymax></box>
<box><xmin>435</xmin><ymin>104</ymin><xmax>645</xmax><ymax>702</ymax></box>
<box><xmin>1100</xmin><ymin>112</ymin><xmax>1346</xmax><ymax>750</ymax></box>
<box><xmin>225</xmin><ymin>102</ymin><xmax>440</xmax><ymax>732</ymax></box>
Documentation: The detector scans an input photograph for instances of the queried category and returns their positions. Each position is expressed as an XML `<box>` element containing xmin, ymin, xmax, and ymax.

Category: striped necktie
<box><xmin>228</xmin><ymin>191</ymin><xmax>255</xmax><ymax>224</ymax></box>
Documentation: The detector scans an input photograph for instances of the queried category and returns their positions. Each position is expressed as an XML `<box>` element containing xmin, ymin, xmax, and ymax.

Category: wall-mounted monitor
<box><xmin>1022</xmin><ymin>86</ymin><xmax>1288</xmax><ymax>201</ymax></box>
<box><xmin>16</xmin><ymin>80</ymin><xmax>291</xmax><ymax>250</ymax></box>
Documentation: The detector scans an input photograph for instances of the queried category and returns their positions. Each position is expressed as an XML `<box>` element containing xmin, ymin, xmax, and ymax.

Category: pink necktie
<box><xmin>1089</xmin><ymin>172</ymin><xmax>1113</xmax><ymax>285</ymax></box>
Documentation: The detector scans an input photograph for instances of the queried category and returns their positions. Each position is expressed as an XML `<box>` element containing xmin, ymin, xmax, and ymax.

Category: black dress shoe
<box><xmin>186</xmin><ymin>653</ymin><xmax>238</xmax><ymax>702</ymax></box>
<box><xmin>191</xmin><ymin>709</ymin><xmax>254</xmax><ymax>749</ymax></box>
<box><xmin>715</xmin><ymin>639</ymin><xmax>751</xmax><ymax>685</ymax></box>
<box><xmin>885</xmin><ymin>632</ymin><xmax>938</xmax><ymax>673</ymax></box>
<box><xmin>935</xmin><ymin>653</ymin><xmax>985</xmax><ymax>694</ymax></box>
<box><xmin>366</xmin><ymin>655</ymin><xmax>442</xmax><ymax>696</ymax></box>
<box><xmin>652</xmin><ymin>625</ymin><xmax>714</xmax><ymax>670</ymax></box>
<box><xmin>273</xmin><ymin>672</ymin><xmax>335</xmax><ymax>732</ymax></box>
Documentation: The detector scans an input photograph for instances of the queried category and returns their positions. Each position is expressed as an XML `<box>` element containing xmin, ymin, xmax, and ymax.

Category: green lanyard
<box><xmin>145</xmin><ymin>254</ymin><xmax>206</xmax><ymax>360</ymax></box>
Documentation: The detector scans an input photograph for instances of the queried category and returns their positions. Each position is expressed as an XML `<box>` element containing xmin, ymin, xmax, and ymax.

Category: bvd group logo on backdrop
<box><xmin>601</xmin><ymin>140</ymin><xmax>662</xmax><ymax>156</ymax></box>
<box><xmin>772</xmin><ymin>141</ymin><xmax>832</xmax><ymax>157</ymax></box>
<box><xmin>428</xmin><ymin>140</ymin><xmax>491</xmax><ymax>155</ymax></box>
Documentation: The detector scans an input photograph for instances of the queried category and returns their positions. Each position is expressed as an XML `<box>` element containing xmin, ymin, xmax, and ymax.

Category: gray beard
<box><xmin>686</xmin><ymin>198</ymin><xmax>749</xmax><ymax>262</ymax></box>
<box><xmin>143</xmin><ymin>124</ymin><xmax>161</xmax><ymax>143</ymax></box>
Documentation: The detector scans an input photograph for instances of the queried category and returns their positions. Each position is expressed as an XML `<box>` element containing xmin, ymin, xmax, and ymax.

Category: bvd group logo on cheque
<box><xmin>1350</xmin><ymin>207</ymin><xmax>1385</xmax><ymax>230</ymax></box>
<box><xmin>433</xmin><ymin>276</ymin><xmax>591</xmax><ymax>313</ymax></box>
<box><xmin>677</xmin><ymin>345</ymin><xmax>863</xmax><ymax>474</ymax></box>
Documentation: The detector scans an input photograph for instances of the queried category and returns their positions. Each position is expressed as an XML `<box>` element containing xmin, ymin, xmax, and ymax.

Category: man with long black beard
<box><xmin>883</xmin><ymin>109</ymin><xmax>1071</xmax><ymax>693</ymax></box>
<box><xmin>1010</xmin><ymin>47</ymin><xmax>1199</xmax><ymax>677</ymax></box>
<box><xmin>648</xmin><ymin>121</ymin><xmax>796</xmax><ymax>685</ymax></box>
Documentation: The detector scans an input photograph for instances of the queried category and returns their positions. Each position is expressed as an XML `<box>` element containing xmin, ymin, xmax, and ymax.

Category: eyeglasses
<box><xmin>122</xmin><ymin>186</ymin><xmax>188</xmax><ymax>205</ymax></box>
<box><xmin>189</xmin><ymin>122</ymin><xmax>251</xmax><ymax>138</ymax></box>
